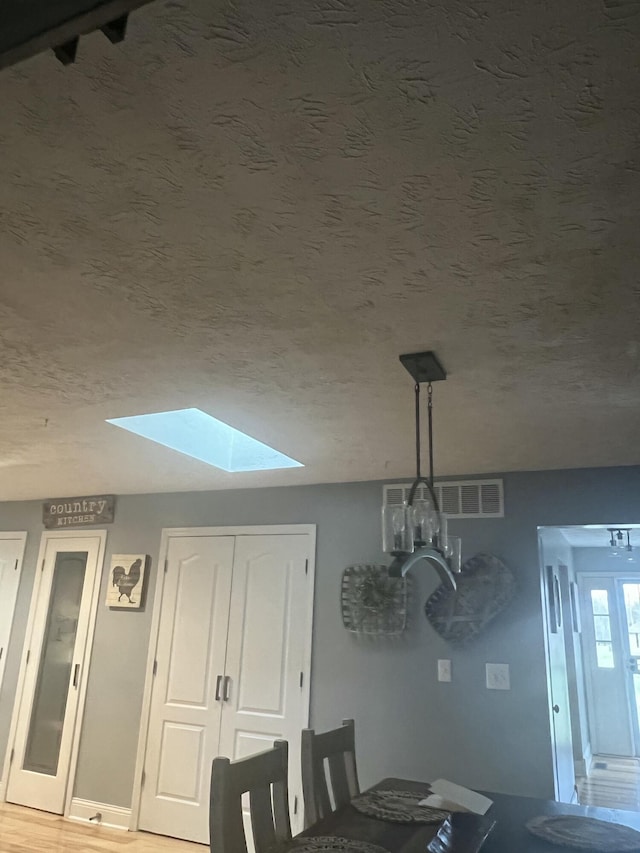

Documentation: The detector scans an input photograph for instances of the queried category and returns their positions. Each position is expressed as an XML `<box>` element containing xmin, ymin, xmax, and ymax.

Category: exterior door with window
<box><xmin>615</xmin><ymin>581</ymin><xmax>640</xmax><ymax>750</ymax></box>
<box><xmin>579</xmin><ymin>576</ymin><xmax>635</xmax><ymax>756</ymax></box>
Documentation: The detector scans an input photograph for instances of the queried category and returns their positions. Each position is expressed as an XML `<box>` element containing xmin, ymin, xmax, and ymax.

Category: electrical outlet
<box><xmin>486</xmin><ymin>663</ymin><xmax>510</xmax><ymax>690</ymax></box>
<box><xmin>437</xmin><ymin>659</ymin><xmax>451</xmax><ymax>682</ymax></box>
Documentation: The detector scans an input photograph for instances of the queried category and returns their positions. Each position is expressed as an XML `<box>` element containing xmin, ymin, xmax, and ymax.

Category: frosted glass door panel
<box><xmin>23</xmin><ymin>552</ymin><xmax>87</xmax><ymax>775</ymax></box>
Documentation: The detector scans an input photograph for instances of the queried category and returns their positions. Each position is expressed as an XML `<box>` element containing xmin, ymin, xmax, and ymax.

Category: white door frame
<box><xmin>130</xmin><ymin>524</ymin><xmax>316</xmax><ymax>832</ymax></box>
<box><xmin>0</xmin><ymin>532</ymin><xmax>27</xmax><ymax>697</ymax></box>
<box><xmin>0</xmin><ymin>529</ymin><xmax>107</xmax><ymax>814</ymax></box>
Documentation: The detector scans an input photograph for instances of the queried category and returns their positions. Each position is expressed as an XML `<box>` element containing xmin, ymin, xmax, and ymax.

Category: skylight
<box><xmin>106</xmin><ymin>408</ymin><xmax>303</xmax><ymax>473</ymax></box>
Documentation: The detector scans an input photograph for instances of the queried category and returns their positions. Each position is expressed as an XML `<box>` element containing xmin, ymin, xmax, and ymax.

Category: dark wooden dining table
<box><xmin>301</xmin><ymin>777</ymin><xmax>640</xmax><ymax>852</ymax></box>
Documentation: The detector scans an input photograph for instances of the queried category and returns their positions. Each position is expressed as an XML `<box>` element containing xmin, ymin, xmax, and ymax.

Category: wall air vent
<box><xmin>383</xmin><ymin>479</ymin><xmax>504</xmax><ymax>520</ymax></box>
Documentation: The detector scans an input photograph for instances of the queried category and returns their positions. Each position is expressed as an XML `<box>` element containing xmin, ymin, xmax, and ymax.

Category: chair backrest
<box><xmin>210</xmin><ymin>740</ymin><xmax>291</xmax><ymax>853</ymax></box>
<box><xmin>301</xmin><ymin>718</ymin><xmax>360</xmax><ymax>827</ymax></box>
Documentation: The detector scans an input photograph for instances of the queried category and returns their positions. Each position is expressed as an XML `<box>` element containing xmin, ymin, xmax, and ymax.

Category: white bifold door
<box><xmin>6</xmin><ymin>531</ymin><xmax>105</xmax><ymax>814</ymax></box>
<box><xmin>137</xmin><ymin>529</ymin><xmax>315</xmax><ymax>844</ymax></box>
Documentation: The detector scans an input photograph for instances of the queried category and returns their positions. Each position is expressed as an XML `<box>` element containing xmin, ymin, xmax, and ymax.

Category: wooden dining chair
<box><xmin>210</xmin><ymin>740</ymin><xmax>292</xmax><ymax>853</ymax></box>
<box><xmin>301</xmin><ymin>718</ymin><xmax>360</xmax><ymax>827</ymax></box>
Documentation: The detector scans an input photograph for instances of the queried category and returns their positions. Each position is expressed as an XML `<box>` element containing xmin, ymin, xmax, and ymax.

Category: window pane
<box><xmin>623</xmin><ymin>583</ymin><xmax>640</xmax><ymax>629</ymax></box>
<box><xmin>591</xmin><ymin>589</ymin><xmax>609</xmax><ymax>615</ymax></box>
<box><xmin>23</xmin><ymin>552</ymin><xmax>88</xmax><ymax>775</ymax></box>
<box><xmin>623</xmin><ymin>584</ymin><xmax>640</xmax><ymax>656</ymax></box>
<box><xmin>593</xmin><ymin>614</ymin><xmax>612</xmax><ymax>642</ymax></box>
<box><xmin>595</xmin><ymin>641</ymin><xmax>615</xmax><ymax>669</ymax></box>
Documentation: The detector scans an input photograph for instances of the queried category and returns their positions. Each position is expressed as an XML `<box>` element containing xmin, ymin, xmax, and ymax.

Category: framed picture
<box><xmin>105</xmin><ymin>554</ymin><xmax>149</xmax><ymax>609</ymax></box>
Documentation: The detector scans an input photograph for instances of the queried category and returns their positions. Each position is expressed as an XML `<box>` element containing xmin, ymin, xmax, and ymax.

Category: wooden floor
<box><xmin>5</xmin><ymin>761</ymin><xmax>640</xmax><ymax>851</ymax></box>
<box><xmin>577</xmin><ymin>756</ymin><xmax>640</xmax><ymax>811</ymax></box>
<box><xmin>0</xmin><ymin>802</ymin><xmax>205</xmax><ymax>853</ymax></box>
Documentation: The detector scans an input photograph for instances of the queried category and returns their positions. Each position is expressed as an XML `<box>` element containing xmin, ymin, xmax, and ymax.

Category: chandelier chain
<box><xmin>427</xmin><ymin>382</ymin><xmax>434</xmax><ymax>485</ymax></box>
<box><xmin>414</xmin><ymin>382</ymin><xmax>421</xmax><ymax>480</ymax></box>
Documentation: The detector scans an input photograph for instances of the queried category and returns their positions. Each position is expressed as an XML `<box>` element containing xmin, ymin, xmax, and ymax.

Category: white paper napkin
<box><xmin>418</xmin><ymin>779</ymin><xmax>493</xmax><ymax>815</ymax></box>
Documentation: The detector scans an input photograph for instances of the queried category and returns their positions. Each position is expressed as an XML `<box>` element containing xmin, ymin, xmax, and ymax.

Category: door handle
<box><xmin>552</xmin><ymin>704</ymin><xmax>560</xmax><ymax>714</ymax></box>
<box><xmin>223</xmin><ymin>676</ymin><xmax>231</xmax><ymax>702</ymax></box>
<box><xmin>215</xmin><ymin>675</ymin><xmax>223</xmax><ymax>701</ymax></box>
<box><xmin>73</xmin><ymin>663</ymin><xmax>80</xmax><ymax>689</ymax></box>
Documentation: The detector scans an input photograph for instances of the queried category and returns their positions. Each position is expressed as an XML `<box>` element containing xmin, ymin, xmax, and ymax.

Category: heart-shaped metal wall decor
<box><xmin>424</xmin><ymin>553</ymin><xmax>515</xmax><ymax>645</ymax></box>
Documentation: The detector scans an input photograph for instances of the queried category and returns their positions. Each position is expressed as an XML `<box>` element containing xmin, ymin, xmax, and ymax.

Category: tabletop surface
<box><xmin>302</xmin><ymin>777</ymin><xmax>640</xmax><ymax>853</ymax></box>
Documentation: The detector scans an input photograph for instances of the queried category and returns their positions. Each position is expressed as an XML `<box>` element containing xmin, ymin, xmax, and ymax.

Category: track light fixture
<box><xmin>607</xmin><ymin>528</ymin><xmax>633</xmax><ymax>555</ymax></box>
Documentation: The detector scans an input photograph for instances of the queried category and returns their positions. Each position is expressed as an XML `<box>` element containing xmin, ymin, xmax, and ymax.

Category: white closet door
<box><xmin>218</xmin><ymin>534</ymin><xmax>312</xmax><ymax>834</ymax></box>
<box><xmin>138</xmin><ymin>535</ymin><xmax>235</xmax><ymax>843</ymax></box>
<box><xmin>6</xmin><ymin>534</ymin><xmax>103</xmax><ymax>814</ymax></box>
<box><xmin>0</xmin><ymin>534</ymin><xmax>27</xmax><ymax>695</ymax></box>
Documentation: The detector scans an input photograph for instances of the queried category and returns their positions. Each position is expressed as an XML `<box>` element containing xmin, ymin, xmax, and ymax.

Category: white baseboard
<box><xmin>574</xmin><ymin>742</ymin><xmax>593</xmax><ymax>778</ymax></box>
<box><xmin>574</xmin><ymin>756</ymin><xmax>589</xmax><ymax>777</ymax></box>
<box><xmin>584</xmin><ymin>742</ymin><xmax>593</xmax><ymax>774</ymax></box>
<box><xmin>68</xmin><ymin>797</ymin><xmax>131</xmax><ymax>831</ymax></box>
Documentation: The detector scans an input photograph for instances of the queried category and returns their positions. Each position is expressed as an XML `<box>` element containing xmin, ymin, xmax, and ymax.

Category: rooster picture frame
<box><xmin>105</xmin><ymin>554</ymin><xmax>149</xmax><ymax>609</ymax></box>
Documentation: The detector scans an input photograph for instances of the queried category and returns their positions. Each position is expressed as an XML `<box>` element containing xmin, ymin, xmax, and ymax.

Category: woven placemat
<box><xmin>351</xmin><ymin>789</ymin><xmax>449</xmax><ymax>824</ymax></box>
<box><xmin>526</xmin><ymin>815</ymin><xmax>640</xmax><ymax>851</ymax></box>
<box><xmin>291</xmin><ymin>839</ymin><xmax>389</xmax><ymax>853</ymax></box>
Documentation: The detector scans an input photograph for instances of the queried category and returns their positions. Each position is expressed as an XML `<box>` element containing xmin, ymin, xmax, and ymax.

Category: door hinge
<box><xmin>153</xmin><ymin>660</ymin><xmax>158</xmax><ymax>676</ymax></box>
<box><xmin>305</xmin><ymin>559</ymin><xmax>309</xmax><ymax>575</ymax></box>
<box><xmin>0</xmin><ymin>647</ymin><xmax>3</xmax><ymax>661</ymax></box>
<box><xmin>293</xmin><ymin>795</ymin><xmax>298</xmax><ymax>815</ymax></box>
<box><xmin>41</xmin><ymin>559</ymin><xmax>45</xmax><ymax>572</ymax></box>
<box><xmin>14</xmin><ymin>558</ymin><xmax>18</xmax><ymax>571</ymax></box>
<box><xmin>164</xmin><ymin>559</ymin><xmax>168</xmax><ymax>574</ymax></box>
<box><xmin>141</xmin><ymin>769</ymin><xmax>146</xmax><ymax>788</ymax></box>
<box><xmin>26</xmin><ymin>650</ymin><xmax>30</xmax><ymax>664</ymax></box>
<box><xmin>299</xmin><ymin>671</ymin><xmax>304</xmax><ymax>688</ymax></box>
<box><xmin>9</xmin><ymin>748</ymin><xmax>14</xmax><ymax>764</ymax></box>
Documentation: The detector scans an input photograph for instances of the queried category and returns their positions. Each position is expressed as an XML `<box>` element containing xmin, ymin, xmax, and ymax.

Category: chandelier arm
<box><xmin>388</xmin><ymin>547</ymin><xmax>456</xmax><ymax>590</ymax></box>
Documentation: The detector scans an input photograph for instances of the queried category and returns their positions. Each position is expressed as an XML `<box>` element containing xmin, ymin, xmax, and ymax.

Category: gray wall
<box><xmin>1</xmin><ymin>466</ymin><xmax>640</xmax><ymax>810</ymax></box>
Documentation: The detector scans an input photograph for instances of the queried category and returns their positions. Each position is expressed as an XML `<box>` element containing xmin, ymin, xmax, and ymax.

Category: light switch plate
<box><xmin>437</xmin><ymin>659</ymin><xmax>451</xmax><ymax>682</ymax></box>
<box><xmin>486</xmin><ymin>663</ymin><xmax>510</xmax><ymax>690</ymax></box>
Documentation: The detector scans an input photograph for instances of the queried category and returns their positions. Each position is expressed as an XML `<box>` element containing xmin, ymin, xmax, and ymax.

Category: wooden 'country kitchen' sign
<box><xmin>43</xmin><ymin>495</ymin><xmax>115</xmax><ymax>529</ymax></box>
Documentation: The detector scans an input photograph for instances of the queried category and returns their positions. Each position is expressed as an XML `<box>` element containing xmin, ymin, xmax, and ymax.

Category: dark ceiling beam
<box><xmin>0</xmin><ymin>0</ymin><xmax>155</xmax><ymax>71</ymax></box>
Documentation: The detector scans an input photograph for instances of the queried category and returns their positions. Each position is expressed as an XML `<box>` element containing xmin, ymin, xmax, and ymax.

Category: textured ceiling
<box><xmin>0</xmin><ymin>0</ymin><xmax>639</xmax><ymax>500</ymax></box>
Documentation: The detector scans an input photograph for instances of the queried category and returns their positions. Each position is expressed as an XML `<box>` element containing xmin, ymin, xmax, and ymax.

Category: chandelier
<box><xmin>384</xmin><ymin>351</ymin><xmax>461</xmax><ymax>590</ymax></box>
